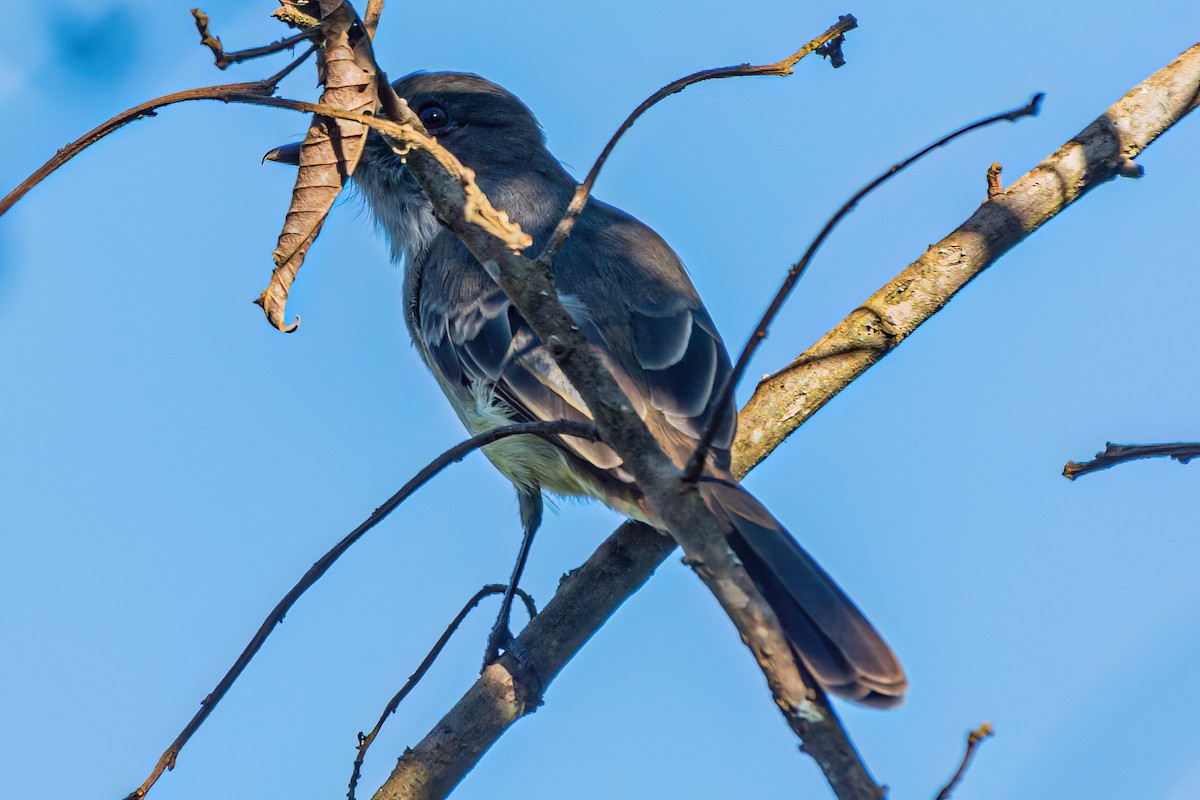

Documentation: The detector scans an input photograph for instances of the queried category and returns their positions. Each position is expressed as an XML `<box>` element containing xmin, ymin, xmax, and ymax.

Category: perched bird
<box><xmin>268</xmin><ymin>72</ymin><xmax>906</xmax><ymax>706</ymax></box>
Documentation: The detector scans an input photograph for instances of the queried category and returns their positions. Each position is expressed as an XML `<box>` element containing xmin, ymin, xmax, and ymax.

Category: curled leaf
<box><xmin>257</xmin><ymin>0</ymin><xmax>378</xmax><ymax>332</ymax></box>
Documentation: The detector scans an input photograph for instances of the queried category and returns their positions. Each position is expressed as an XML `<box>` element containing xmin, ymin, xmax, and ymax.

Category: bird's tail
<box><xmin>698</xmin><ymin>477</ymin><xmax>907</xmax><ymax>707</ymax></box>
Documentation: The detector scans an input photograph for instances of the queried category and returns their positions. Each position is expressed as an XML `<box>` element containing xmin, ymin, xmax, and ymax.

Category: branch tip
<box><xmin>934</xmin><ymin>722</ymin><xmax>995</xmax><ymax>800</ymax></box>
<box><xmin>534</xmin><ymin>13</ymin><xmax>856</xmax><ymax>267</ymax></box>
<box><xmin>1063</xmin><ymin>441</ymin><xmax>1200</xmax><ymax>479</ymax></box>
<box><xmin>814</xmin><ymin>15</ymin><xmax>857</xmax><ymax>69</ymax></box>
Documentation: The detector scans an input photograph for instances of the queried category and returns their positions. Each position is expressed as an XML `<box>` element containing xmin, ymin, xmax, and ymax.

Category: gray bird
<box><xmin>268</xmin><ymin>72</ymin><xmax>906</xmax><ymax>706</ymax></box>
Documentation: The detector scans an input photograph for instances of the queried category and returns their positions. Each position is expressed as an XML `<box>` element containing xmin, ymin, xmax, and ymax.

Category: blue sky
<box><xmin>3</xmin><ymin>2</ymin><xmax>1199</xmax><ymax>799</ymax></box>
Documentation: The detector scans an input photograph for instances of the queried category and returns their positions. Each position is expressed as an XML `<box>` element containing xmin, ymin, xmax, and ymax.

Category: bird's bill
<box><xmin>262</xmin><ymin>142</ymin><xmax>302</xmax><ymax>166</ymax></box>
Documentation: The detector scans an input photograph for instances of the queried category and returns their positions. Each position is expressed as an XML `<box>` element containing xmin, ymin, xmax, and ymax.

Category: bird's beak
<box><xmin>262</xmin><ymin>142</ymin><xmax>302</xmax><ymax>166</ymax></box>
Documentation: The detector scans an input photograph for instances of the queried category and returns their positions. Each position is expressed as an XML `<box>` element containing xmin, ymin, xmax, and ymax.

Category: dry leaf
<box><xmin>256</xmin><ymin>0</ymin><xmax>378</xmax><ymax>332</ymax></box>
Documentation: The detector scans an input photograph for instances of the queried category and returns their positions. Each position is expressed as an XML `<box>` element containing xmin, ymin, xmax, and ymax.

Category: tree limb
<box><xmin>734</xmin><ymin>40</ymin><xmax>1200</xmax><ymax>476</ymax></box>
<box><xmin>683</xmin><ymin>93</ymin><xmax>1043</xmax><ymax>480</ymax></box>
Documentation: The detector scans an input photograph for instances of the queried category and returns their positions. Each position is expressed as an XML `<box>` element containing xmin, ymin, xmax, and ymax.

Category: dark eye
<box><xmin>418</xmin><ymin>104</ymin><xmax>449</xmax><ymax>132</ymax></box>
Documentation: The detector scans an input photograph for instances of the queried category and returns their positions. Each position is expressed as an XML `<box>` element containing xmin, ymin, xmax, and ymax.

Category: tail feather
<box><xmin>699</xmin><ymin>478</ymin><xmax>907</xmax><ymax>708</ymax></box>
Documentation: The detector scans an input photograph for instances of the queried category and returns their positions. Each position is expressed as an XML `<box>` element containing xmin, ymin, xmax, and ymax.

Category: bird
<box><xmin>267</xmin><ymin>71</ymin><xmax>906</xmax><ymax>706</ymax></box>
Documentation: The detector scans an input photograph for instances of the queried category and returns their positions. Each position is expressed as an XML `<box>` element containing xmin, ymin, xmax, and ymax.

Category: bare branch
<box><xmin>1063</xmin><ymin>442</ymin><xmax>1200</xmax><ymax>480</ymax></box>
<box><xmin>120</xmin><ymin>421</ymin><xmax>596</xmax><ymax>800</ymax></box>
<box><xmin>733</xmin><ymin>40</ymin><xmax>1200</xmax><ymax>476</ymax></box>
<box><xmin>348</xmin><ymin>584</ymin><xmax>537</xmax><ymax>800</ymax></box>
<box><xmin>370</xmin><ymin>521</ymin><xmax>673</xmax><ymax>800</ymax></box>
<box><xmin>190</xmin><ymin>8</ymin><xmax>316</xmax><ymax>70</ymax></box>
<box><xmin>0</xmin><ymin>48</ymin><xmax>315</xmax><ymax>219</ymax></box>
<box><xmin>934</xmin><ymin>723</ymin><xmax>994</xmax><ymax>800</ymax></box>
<box><xmin>372</xmin><ymin>40</ymin><xmax>1200</xmax><ymax>800</ymax></box>
<box><xmin>535</xmin><ymin>15</ymin><xmax>858</xmax><ymax>267</ymax></box>
<box><xmin>684</xmin><ymin>93</ymin><xmax>1044</xmax><ymax>480</ymax></box>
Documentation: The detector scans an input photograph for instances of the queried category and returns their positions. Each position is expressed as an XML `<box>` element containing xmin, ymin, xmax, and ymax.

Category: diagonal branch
<box><xmin>0</xmin><ymin>47</ymin><xmax>316</xmax><ymax>219</ymax></box>
<box><xmin>534</xmin><ymin>14</ymin><xmax>858</xmax><ymax>267</ymax></box>
<box><xmin>120</xmin><ymin>420</ymin><xmax>596</xmax><ymax>800</ymax></box>
<box><xmin>683</xmin><ymin>92</ymin><xmax>1044</xmax><ymax>480</ymax></box>
<box><xmin>733</xmin><ymin>39</ymin><xmax>1200</xmax><ymax>476</ymax></box>
<box><xmin>348</xmin><ymin>584</ymin><xmax>538</xmax><ymax>800</ymax></box>
<box><xmin>370</xmin><ymin>39</ymin><xmax>1200</xmax><ymax>800</ymax></box>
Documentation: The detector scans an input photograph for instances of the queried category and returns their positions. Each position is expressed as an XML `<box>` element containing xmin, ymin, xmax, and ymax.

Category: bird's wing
<box><xmin>414</xmin><ymin>200</ymin><xmax>736</xmax><ymax>477</ymax></box>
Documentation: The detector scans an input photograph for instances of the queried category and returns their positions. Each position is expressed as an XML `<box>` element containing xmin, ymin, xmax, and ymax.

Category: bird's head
<box><xmin>264</xmin><ymin>72</ymin><xmax>564</xmax><ymax>264</ymax></box>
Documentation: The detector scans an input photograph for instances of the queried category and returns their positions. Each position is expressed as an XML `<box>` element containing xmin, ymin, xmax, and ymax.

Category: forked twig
<box><xmin>346</xmin><ymin>584</ymin><xmax>538</xmax><ymax>800</ymax></box>
<box><xmin>934</xmin><ymin>723</ymin><xmax>994</xmax><ymax>800</ymax></box>
<box><xmin>191</xmin><ymin>8</ymin><xmax>317</xmax><ymax>69</ymax></box>
<box><xmin>683</xmin><ymin>92</ymin><xmax>1045</xmax><ymax>480</ymax></box>
<box><xmin>534</xmin><ymin>14</ymin><xmax>858</xmax><ymax>267</ymax></box>
<box><xmin>121</xmin><ymin>420</ymin><xmax>597</xmax><ymax>800</ymax></box>
<box><xmin>1063</xmin><ymin>441</ymin><xmax>1200</xmax><ymax>480</ymax></box>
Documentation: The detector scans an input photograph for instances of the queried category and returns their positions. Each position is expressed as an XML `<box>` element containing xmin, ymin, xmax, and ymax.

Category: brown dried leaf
<box><xmin>256</xmin><ymin>0</ymin><xmax>378</xmax><ymax>332</ymax></box>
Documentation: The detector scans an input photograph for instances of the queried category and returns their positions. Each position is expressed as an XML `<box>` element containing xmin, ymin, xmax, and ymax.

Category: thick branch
<box><xmin>734</xmin><ymin>40</ymin><xmax>1200</xmax><ymax>475</ymax></box>
<box><xmin>1063</xmin><ymin>442</ymin><xmax>1200</xmax><ymax>479</ymax></box>
<box><xmin>371</xmin><ymin>40</ymin><xmax>1200</xmax><ymax>800</ymax></box>
<box><xmin>684</xmin><ymin>93</ymin><xmax>1043</xmax><ymax>480</ymax></box>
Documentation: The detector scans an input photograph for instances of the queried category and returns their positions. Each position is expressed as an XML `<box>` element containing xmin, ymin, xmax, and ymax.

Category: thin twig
<box><xmin>533</xmin><ymin>14</ymin><xmax>858</xmax><ymax>268</ymax></box>
<box><xmin>934</xmin><ymin>723</ymin><xmax>994</xmax><ymax>800</ymax></box>
<box><xmin>120</xmin><ymin>420</ymin><xmax>596</xmax><ymax>800</ymax></box>
<box><xmin>347</xmin><ymin>584</ymin><xmax>537</xmax><ymax>800</ymax></box>
<box><xmin>191</xmin><ymin>8</ymin><xmax>317</xmax><ymax>69</ymax></box>
<box><xmin>1063</xmin><ymin>441</ymin><xmax>1200</xmax><ymax>480</ymax></box>
<box><xmin>0</xmin><ymin>47</ymin><xmax>316</xmax><ymax>219</ymax></box>
<box><xmin>682</xmin><ymin>92</ymin><xmax>1044</xmax><ymax>480</ymax></box>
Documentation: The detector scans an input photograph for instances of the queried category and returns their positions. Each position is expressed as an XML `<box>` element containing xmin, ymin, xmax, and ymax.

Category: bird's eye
<box><xmin>418</xmin><ymin>104</ymin><xmax>449</xmax><ymax>132</ymax></box>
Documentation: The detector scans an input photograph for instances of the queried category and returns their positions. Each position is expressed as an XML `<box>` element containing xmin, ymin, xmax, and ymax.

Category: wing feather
<box><xmin>413</xmin><ymin>197</ymin><xmax>737</xmax><ymax>480</ymax></box>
